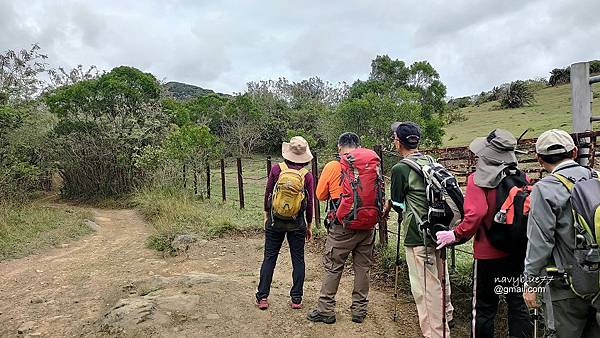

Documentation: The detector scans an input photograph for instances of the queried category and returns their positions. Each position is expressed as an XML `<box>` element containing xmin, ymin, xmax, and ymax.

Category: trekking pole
<box><xmin>393</xmin><ymin>218</ymin><xmax>401</xmax><ymax>321</ymax></box>
<box><xmin>422</xmin><ymin>229</ymin><xmax>433</xmax><ymax>265</ymax></box>
<box><xmin>533</xmin><ymin>308</ymin><xmax>538</xmax><ymax>338</ymax></box>
<box><xmin>420</xmin><ymin>226</ymin><xmax>433</xmax><ymax>321</ymax></box>
<box><xmin>440</xmin><ymin>246</ymin><xmax>447</xmax><ymax>338</ymax></box>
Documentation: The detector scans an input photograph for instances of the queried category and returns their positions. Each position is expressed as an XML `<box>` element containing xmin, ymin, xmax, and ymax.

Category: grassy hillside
<box><xmin>443</xmin><ymin>84</ymin><xmax>600</xmax><ymax>147</ymax></box>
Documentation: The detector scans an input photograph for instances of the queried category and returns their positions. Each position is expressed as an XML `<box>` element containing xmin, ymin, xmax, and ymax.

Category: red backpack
<box><xmin>335</xmin><ymin>148</ymin><xmax>385</xmax><ymax>230</ymax></box>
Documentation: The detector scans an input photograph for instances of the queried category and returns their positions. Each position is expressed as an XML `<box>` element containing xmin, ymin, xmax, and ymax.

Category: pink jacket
<box><xmin>453</xmin><ymin>174</ymin><xmax>509</xmax><ymax>260</ymax></box>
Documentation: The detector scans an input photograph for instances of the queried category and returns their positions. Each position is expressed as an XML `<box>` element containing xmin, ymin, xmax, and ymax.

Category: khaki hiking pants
<box><xmin>406</xmin><ymin>245</ymin><xmax>453</xmax><ymax>338</ymax></box>
<box><xmin>316</xmin><ymin>222</ymin><xmax>375</xmax><ymax>317</ymax></box>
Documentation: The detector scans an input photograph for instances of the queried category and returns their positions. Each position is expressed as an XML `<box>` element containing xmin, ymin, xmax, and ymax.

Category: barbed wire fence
<box><xmin>177</xmin><ymin>124</ymin><xmax>598</xmax><ymax>274</ymax></box>
<box><xmin>180</xmin><ymin>60</ymin><xmax>600</xmax><ymax>273</ymax></box>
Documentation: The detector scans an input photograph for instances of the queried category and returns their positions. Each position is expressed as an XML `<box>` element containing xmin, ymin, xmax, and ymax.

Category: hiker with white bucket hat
<box><xmin>256</xmin><ymin>136</ymin><xmax>314</xmax><ymax>310</ymax></box>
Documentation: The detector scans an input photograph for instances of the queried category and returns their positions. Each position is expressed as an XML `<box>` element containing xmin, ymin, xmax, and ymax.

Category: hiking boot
<box><xmin>256</xmin><ymin>298</ymin><xmax>269</xmax><ymax>310</ymax></box>
<box><xmin>351</xmin><ymin>313</ymin><xmax>366</xmax><ymax>323</ymax></box>
<box><xmin>307</xmin><ymin>309</ymin><xmax>336</xmax><ymax>324</ymax></box>
<box><xmin>291</xmin><ymin>297</ymin><xmax>302</xmax><ymax>309</ymax></box>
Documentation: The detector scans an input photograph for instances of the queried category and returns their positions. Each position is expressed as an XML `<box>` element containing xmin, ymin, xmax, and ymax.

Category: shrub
<box><xmin>549</xmin><ymin>68</ymin><xmax>570</xmax><ymax>86</ymax></box>
<box><xmin>448</xmin><ymin>96</ymin><xmax>472</xmax><ymax>109</ymax></box>
<box><xmin>45</xmin><ymin>66</ymin><xmax>170</xmax><ymax>199</ymax></box>
<box><xmin>500</xmin><ymin>81</ymin><xmax>536</xmax><ymax>109</ymax></box>
<box><xmin>590</xmin><ymin>60</ymin><xmax>600</xmax><ymax>75</ymax></box>
<box><xmin>444</xmin><ymin>107</ymin><xmax>468</xmax><ymax>125</ymax></box>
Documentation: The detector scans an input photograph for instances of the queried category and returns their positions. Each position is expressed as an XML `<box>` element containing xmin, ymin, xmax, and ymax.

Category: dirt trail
<box><xmin>0</xmin><ymin>207</ymin><xmax>420</xmax><ymax>337</ymax></box>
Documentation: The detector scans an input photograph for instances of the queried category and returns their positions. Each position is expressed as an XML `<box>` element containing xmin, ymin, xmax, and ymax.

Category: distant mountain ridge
<box><xmin>163</xmin><ymin>81</ymin><xmax>229</xmax><ymax>100</ymax></box>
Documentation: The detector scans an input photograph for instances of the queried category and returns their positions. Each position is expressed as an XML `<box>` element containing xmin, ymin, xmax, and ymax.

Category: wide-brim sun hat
<box><xmin>469</xmin><ymin>129</ymin><xmax>518</xmax><ymax>188</ymax></box>
<box><xmin>469</xmin><ymin>129</ymin><xmax>518</xmax><ymax>164</ymax></box>
<box><xmin>282</xmin><ymin>136</ymin><xmax>313</xmax><ymax>163</ymax></box>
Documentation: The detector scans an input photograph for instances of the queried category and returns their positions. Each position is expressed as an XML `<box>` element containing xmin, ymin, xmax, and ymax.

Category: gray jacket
<box><xmin>524</xmin><ymin>160</ymin><xmax>594</xmax><ymax>300</ymax></box>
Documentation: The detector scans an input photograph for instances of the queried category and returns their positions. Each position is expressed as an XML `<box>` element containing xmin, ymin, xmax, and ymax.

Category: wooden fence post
<box><xmin>220</xmin><ymin>159</ymin><xmax>226</xmax><ymax>202</ymax></box>
<box><xmin>311</xmin><ymin>153</ymin><xmax>321</xmax><ymax>228</ymax></box>
<box><xmin>237</xmin><ymin>157</ymin><xmax>245</xmax><ymax>209</ymax></box>
<box><xmin>206</xmin><ymin>162</ymin><xmax>211</xmax><ymax>199</ymax></box>
<box><xmin>374</xmin><ymin>144</ymin><xmax>383</xmax><ymax>173</ymax></box>
<box><xmin>374</xmin><ymin>144</ymin><xmax>388</xmax><ymax>246</ymax></box>
<box><xmin>266</xmin><ymin>156</ymin><xmax>272</xmax><ymax>177</ymax></box>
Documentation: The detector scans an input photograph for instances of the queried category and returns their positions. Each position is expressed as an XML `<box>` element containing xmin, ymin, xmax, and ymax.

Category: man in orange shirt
<box><xmin>315</xmin><ymin>159</ymin><xmax>342</xmax><ymax>202</ymax></box>
<box><xmin>315</xmin><ymin>134</ymin><xmax>348</xmax><ymax>228</ymax></box>
<box><xmin>309</xmin><ymin>132</ymin><xmax>376</xmax><ymax>324</ymax></box>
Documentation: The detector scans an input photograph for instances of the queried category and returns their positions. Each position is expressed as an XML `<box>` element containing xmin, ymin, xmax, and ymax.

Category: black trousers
<box><xmin>472</xmin><ymin>256</ymin><xmax>533</xmax><ymax>338</ymax></box>
<box><xmin>256</xmin><ymin>224</ymin><xmax>306</xmax><ymax>303</ymax></box>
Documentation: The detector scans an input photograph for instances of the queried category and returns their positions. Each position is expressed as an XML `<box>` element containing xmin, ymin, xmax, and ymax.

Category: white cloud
<box><xmin>1</xmin><ymin>0</ymin><xmax>598</xmax><ymax>97</ymax></box>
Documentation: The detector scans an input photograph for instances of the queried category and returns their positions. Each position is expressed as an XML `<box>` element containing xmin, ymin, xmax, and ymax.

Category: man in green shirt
<box><xmin>384</xmin><ymin>122</ymin><xmax>453</xmax><ymax>338</ymax></box>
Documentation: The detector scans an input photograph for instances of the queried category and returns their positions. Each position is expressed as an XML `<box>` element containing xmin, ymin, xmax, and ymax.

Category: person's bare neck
<box><xmin>400</xmin><ymin>148</ymin><xmax>419</xmax><ymax>158</ymax></box>
<box><xmin>544</xmin><ymin>158</ymin><xmax>572</xmax><ymax>173</ymax></box>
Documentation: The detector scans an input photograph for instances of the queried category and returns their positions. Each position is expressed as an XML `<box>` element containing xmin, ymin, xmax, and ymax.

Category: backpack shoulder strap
<box><xmin>400</xmin><ymin>158</ymin><xmax>424</xmax><ymax>177</ymax></box>
<box><xmin>298</xmin><ymin>167</ymin><xmax>308</xmax><ymax>178</ymax></box>
<box><xmin>552</xmin><ymin>173</ymin><xmax>575</xmax><ymax>191</ymax></box>
<box><xmin>279</xmin><ymin>162</ymin><xmax>288</xmax><ymax>172</ymax></box>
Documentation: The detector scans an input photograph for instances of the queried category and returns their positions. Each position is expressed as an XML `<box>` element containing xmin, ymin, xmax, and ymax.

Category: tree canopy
<box><xmin>330</xmin><ymin>55</ymin><xmax>447</xmax><ymax>147</ymax></box>
<box><xmin>1</xmin><ymin>45</ymin><xmax>455</xmax><ymax>199</ymax></box>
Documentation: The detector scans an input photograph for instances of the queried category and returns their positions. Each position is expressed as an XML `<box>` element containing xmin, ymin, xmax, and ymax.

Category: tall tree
<box><xmin>369</xmin><ymin>55</ymin><xmax>410</xmax><ymax>88</ymax></box>
<box><xmin>330</xmin><ymin>55</ymin><xmax>447</xmax><ymax>147</ymax></box>
<box><xmin>185</xmin><ymin>93</ymin><xmax>228</xmax><ymax>134</ymax></box>
<box><xmin>245</xmin><ymin>77</ymin><xmax>347</xmax><ymax>152</ymax></box>
<box><xmin>0</xmin><ymin>44</ymin><xmax>48</xmax><ymax>104</ymax></box>
<box><xmin>0</xmin><ymin>45</ymin><xmax>54</xmax><ymax>199</ymax></box>
<box><xmin>409</xmin><ymin>61</ymin><xmax>447</xmax><ymax>120</ymax></box>
<box><xmin>221</xmin><ymin>94</ymin><xmax>264</xmax><ymax>156</ymax></box>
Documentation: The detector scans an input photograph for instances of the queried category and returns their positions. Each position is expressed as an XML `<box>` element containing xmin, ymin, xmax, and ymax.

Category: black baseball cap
<box><xmin>391</xmin><ymin>122</ymin><xmax>421</xmax><ymax>149</ymax></box>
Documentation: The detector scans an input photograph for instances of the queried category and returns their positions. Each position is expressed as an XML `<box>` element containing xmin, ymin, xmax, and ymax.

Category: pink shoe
<box><xmin>256</xmin><ymin>298</ymin><xmax>269</xmax><ymax>310</ymax></box>
<box><xmin>291</xmin><ymin>302</ymin><xmax>302</xmax><ymax>309</ymax></box>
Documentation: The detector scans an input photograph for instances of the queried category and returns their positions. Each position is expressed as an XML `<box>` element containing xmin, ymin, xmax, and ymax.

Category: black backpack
<box><xmin>486</xmin><ymin>167</ymin><xmax>531</xmax><ymax>256</ymax></box>
<box><xmin>401</xmin><ymin>156</ymin><xmax>465</xmax><ymax>243</ymax></box>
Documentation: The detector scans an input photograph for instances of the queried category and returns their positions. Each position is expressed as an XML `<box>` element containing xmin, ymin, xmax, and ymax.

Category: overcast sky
<box><xmin>2</xmin><ymin>0</ymin><xmax>599</xmax><ymax>97</ymax></box>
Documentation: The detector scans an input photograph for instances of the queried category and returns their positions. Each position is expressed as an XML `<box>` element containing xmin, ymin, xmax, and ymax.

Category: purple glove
<box><xmin>436</xmin><ymin>230</ymin><xmax>456</xmax><ymax>250</ymax></box>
